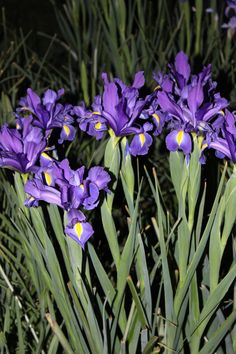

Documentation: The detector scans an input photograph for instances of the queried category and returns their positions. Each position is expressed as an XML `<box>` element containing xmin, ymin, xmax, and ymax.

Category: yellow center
<box><xmin>16</xmin><ymin>123</ymin><xmax>21</xmax><ymax>130</ymax></box>
<box><xmin>154</xmin><ymin>85</ymin><xmax>161</xmax><ymax>91</ymax></box>
<box><xmin>92</xmin><ymin>111</ymin><xmax>100</xmax><ymax>115</ymax></box>
<box><xmin>74</xmin><ymin>222</ymin><xmax>83</xmax><ymax>239</ymax></box>
<box><xmin>152</xmin><ymin>113</ymin><xmax>160</xmax><ymax>124</ymax></box>
<box><xmin>95</xmin><ymin>122</ymin><xmax>102</xmax><ymax>130</ymax></box>
<box><xmin>44</xmin><ymin>172</ymin><xmax>52</xmax><ymax>186</ymax></box>
<box><xmin>176</xmin><ymin>130</ymin><xmax>184</xmax><ymax>146</ymax></box>
<box><xmin>201</xmin><ymin>143</ymin><xmax>208</xmax><ymax>150</ymax></box>
<box><xmin>63</xmin><ymin>125</ymin><xmax>70</xmax><ymax>136</ymax></box>
<box><xmin>41</xmin><ymin>152</ymin><xmax>52</xmax><ymax>160</ymax></box>
<box><xmin>219</xmin><ymin>110</ymin><xmax>225</xmax><ymax>116</ymax></box>
<box><xmin>139</xmin><ymin>133</ymin><xmax>146</xmax><ymax>147</ymax></box>
<box><xmin>79</xmin><ymin>183</ymin><xmax>84</xmax><ymax>190</ymax></box>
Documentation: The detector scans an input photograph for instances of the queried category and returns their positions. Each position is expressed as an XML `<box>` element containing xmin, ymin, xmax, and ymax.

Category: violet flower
<box><xmin>207</xmin><ymin>110</ymin><xmax>236</xmax><ymax>162</ymax></box>
<box><xmin>24</xmin><ymin>158</ymin><xmax>111</xmax><ymax>247</ymax></box>
<box><xmin>74</xmin><ymin>98</ymin><xmax>107</xmax><ymax>140</ymax></box>
<box><xmin>16</xmin><ymin>88</ymin><xmax>75</xmax><ymax>144</ymax></box>
<box><xmin>0</xmin><ymin>118</ymin><xmax>46</xmax><ymax>173</ymax></box>
<box><xmin>154</xmin><ymin>51</ymin><xmax>228</xmax><ymax>158</ymax></box>
<box><xmin>75</xmin><ymin>72</ymin><xmax>154</xmax><ymax>156</ymax></box>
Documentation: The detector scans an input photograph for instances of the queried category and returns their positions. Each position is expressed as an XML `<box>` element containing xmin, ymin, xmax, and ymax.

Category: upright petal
<box><xmin>175</xmin><ymin>51</ymin><xmax>191</xmax><ymax>81</ymax></box>
<box><xmin>132</xmin><ymin>71</ymin><xmax>145</xmax><ymax>89</ymax></box>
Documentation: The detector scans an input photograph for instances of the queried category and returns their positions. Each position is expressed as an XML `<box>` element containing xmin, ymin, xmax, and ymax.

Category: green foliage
<box><xmin>0</xmin><ymin>1</ymin><xmax>236</xmax><ymax>353</ymax></box>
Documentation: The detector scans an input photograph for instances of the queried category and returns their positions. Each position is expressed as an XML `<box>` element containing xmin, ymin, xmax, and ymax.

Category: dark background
<box><xmin>0</xmin><ymin>0</ymin><xmax>59</xmax><ymax>34</ymax></box>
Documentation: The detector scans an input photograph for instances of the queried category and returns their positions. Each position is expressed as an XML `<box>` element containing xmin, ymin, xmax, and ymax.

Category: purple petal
<box><xmin>129</xmin><ymin>132</ymin><xmax>153</xmax><ymax>156</ymax></box>
<box><xmin>175</xmin><ymin>51</ymin><xmax>191</xmax><ymax>81</ymax></box>
<box><xmin>132</xmin><ymin>71</ymin><xmax>145</xmax><ymax>89</ymax></box>
<box><xmin>88</xmin><ymin>167</ymin><xmax>111</xmax><ymax>191</ymax></box>
<box><xmin>65</xmin><ymin>220</ymin><xmax>94</xmax><ymax>249</ymax></box>
<box><xmin>166</xmin><ymin>130</ymin><xmax>192</xmax><ymax>154</ymax></box>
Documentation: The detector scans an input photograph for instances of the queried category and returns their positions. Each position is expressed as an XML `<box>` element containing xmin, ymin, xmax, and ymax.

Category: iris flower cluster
<box><xmin>74</xmin><ymin>53</ymin><xmax>236</xmax><ymax>163</ymax></box>
<box><xmin>0</xmin><ymin>88</ymin><xmax>110</xmax><ymax>248</ymax></box>
<box><xmin>74</xmin><ymin>71</ymin><xmax>154</xmax><ymax>156</ymax></box>
<box><xmin>24</xmin><ymin>157</ymin><xmax>110</xmax><ymax>248</ymax></box>
<box><xmin>153</xmin><ymin>51</ymin><xmax>236</xmax><ymax>163</ymax></box>
<box><xmin>1</xmin><ymin>51</ymin><xmax>236</xmax><ymax>247</ymax></box>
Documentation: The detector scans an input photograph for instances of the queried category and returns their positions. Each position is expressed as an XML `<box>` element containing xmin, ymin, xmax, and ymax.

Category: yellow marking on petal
<box><xmin>176</xmin><ymin>130</ymin><xmax>184</xmax><ymax>146</ymax></box>
<box><xmin>95</xmin><ymin>122</ymin><xmax>102</xmax><ymax>130</ymax></box>
<box><xmin>92</xmin><ymin>111</ymin><xmax>100</xmax><ymax>115</ymax></box>
<box><xmin>63</xmin><ymin>125</ymin><xmax>70</xmax><ymax>136</ymax></box>
<box><xmin>152</xmin><ymin>113</ymin><xmax>160</xmax><ymax>124</ymax></box>
<box><xmin>154</xmin><ymin>85</ymin><xmax>161</xmax><ymax>91</ymax></box>
<box><xmin>22</xmin><ymin>173</ymin><xmax>29</xmax><ymax>183</ymax></box>
<box><xmin>219</xmin><ymin>110</ymin><xmax>225</xmax><ymax>116</ymax></box>
<box><xmin>139</xmin><ymin>133</ymin><xmax>146</xmax><ymax>147</ymax></box>
<box><xmin>80</xmin><ymin>183</ymin><xmax>84</xmax><ymax>190</ymax></box>
<box><xmin>29</xmin><ymin>197</ymin><xmax>35</xmax><ymax>202</ymax></box>
<box><xmin>41</xmin><ymin>152</ymin><xmax>52</xmax><ymax>160</ymax></box>
<box><xmin>201</xmin><ymin>143</ymin><xmax>208</xmax><ymax>150</ymax></box>
<box><xmin>74</xmin><ymin>222</ymin><xmax>83</xmax><ymax>239</ymax></box>
<box><xmin>16</xmin><ymin>123</ymin><xmax>21</xmax><ymax>130</ymax></box>
<box><xmin>44</xmin><ymin>172</ymin><xmax>52</xmax><ymax>186</ymax></box>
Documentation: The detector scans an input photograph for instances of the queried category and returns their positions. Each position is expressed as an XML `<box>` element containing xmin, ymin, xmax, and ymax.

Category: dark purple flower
<box><xmin>25</xmin><ymin>157</ymin><xmax>111</xmax><ymax>210</ymax></box>
<box><xmin>154</xmin><ymin>52</ymin><xmax>229</xmax><ymax>159</ymax></box>
<box><xmin>16</xmin><ymin>88</ymin><xmax>75</xmax><ymax>144</ymax></box>
<box><xmin>0</xmin><ymin>118</ymin><xmax>46</xmax><ymax>173</ymax></box>
<box><xmin>207</xmin><ymin>110</ymin><xmax>236</xmax><ymax>162</ymax></box>
<box><xmin>24</xmin><ymin>158</ymin><xmax>110</xmax><ymax>248</ymax></box>
<box><xmin>74</xmin><ymin>100</ymin><xmax>107</xmax><ymax>140</ymax></box>
<box><xmin>24</xmin><ymin>178</ymin><xmax>62</xmax><ymax>207</ymax></box>
<box><xmin>74</xmin><ymin>72</ymin><xmax>155</xmax><ymax>156</ymax></box>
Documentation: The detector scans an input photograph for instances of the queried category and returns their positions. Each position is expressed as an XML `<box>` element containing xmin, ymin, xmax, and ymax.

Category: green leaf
<box><xmin>127</xmin><ymin>276</ymin><xmax>149</xmax><ymax>329</ymax></box>
<box><xmin>142</xmin><ymin>336</ymin><xmax>158</xmax><ymax>354</ymax></box>
<box><xmin>45</xmin><ymin>313</ymin><xmax>74</xmax><ymax>354</ymax></box>
<box><xmin>198</xmin><ymin>310</ymin><xmax>236</xmax><ymax>354</ymax></box>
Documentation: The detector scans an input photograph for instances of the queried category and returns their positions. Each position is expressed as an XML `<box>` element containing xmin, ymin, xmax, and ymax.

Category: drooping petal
<box><xmin>58</xmin><ymin>124</ymin><xmax>76</xmax><ymax>144</ymax></box>
<box><xmin>129</xmin><ymin>131</ymin><xmax>153</xmax><ymax>156</ymax></box>
<box><xmin>166</xmin><ymin>130</ymin><xmax>192</xmax><ymax>155</ymax></box>
<box><xmin>65</xmin><ymin>219</ymin><xmax>94</xmax><ymax>249</ymax></box>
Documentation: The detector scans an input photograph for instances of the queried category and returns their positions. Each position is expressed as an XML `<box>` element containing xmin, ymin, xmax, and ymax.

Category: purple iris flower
<box><xmin>141</xmin><ymin>98</ymin><xmax>169</xmax><ymax>136</ymax></box>
<box><xmin>24</xmin><ymin>158</ymin><xmax>111</xmax><ymax>247</ymax></box>
<box><xmin>24</xmin><ymin>178</ymin><xmax>63</xmax><ymax>207</ymax></box>
<box><xmin>154</xmin><ymin>52</ymin><xmax>229</xmax><ymax>158</ymax></box>
<box><xmin>16</xmin><ymin>88</ymin><xmax>75</xmax><ymax>144</ymax></box>
<box><xmin>75</xmin><ymin>72</ymin><xmax>154</xmax><ymax>156</ymax></box>
<box><xmin>74</xmin><ymin>98</ymin><xmax>107</xmax><ymax>140</ymax></box>
<box><xmin>0</xmin><ymin>118</ymin><xmax>46</xmax><ymax>173</ymax></box>
<box><xmin>207</xmin><ymin>110</ymin><xmax>236</xmax><ymax>162</ymax></box>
